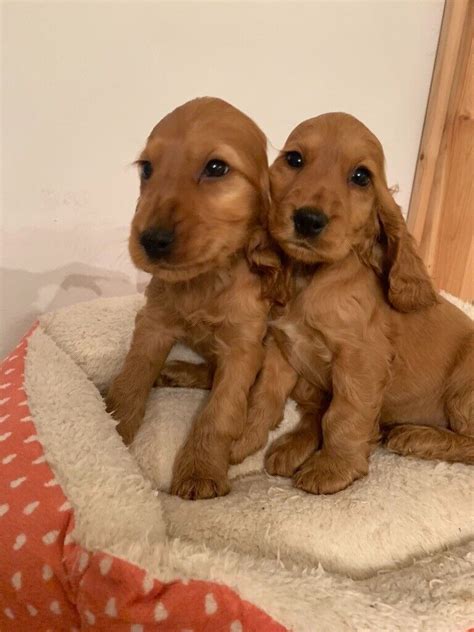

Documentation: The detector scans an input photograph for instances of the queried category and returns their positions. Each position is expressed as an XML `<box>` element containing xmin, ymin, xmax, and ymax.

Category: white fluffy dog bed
<box><xmin>1</xmin><ymin>293</ymin><xmax>473</xmax><ymax>631</ymax></box>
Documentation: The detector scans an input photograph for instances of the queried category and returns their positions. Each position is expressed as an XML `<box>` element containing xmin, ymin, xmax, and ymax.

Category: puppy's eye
<box><xmin>202</xmin><ymin>159</ymin><xmax>229</xmax><ymax>178</ymax></box>
<box><xmin>140</xmin><ymin>161</ymin><xmax>153</xmax><ymax>180</ymax></box>
<box><xmin>285</xmin><ymin>151</ymin><xmax>304</xmax><ymax>169</ymax></box>
<box><xmin>350</xmin><ymin>166</ymin><xmax>371</xmax><ymax>187</ymax></box>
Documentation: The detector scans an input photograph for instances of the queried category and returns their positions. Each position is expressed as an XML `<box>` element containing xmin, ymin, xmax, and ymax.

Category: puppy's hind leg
<box><xmin>156</xmin><ymin>361</ymin><xmax>214</xmax><ymax>389</ymax></box>
<box><xmin>384</xmin><ymin>424</ymin><xmax>474</xmax><ymax>464</ymax></box>
<box><xmin>265</xmin><ymin>382</ymin><xmax>327</xmax><ymax>477</ymax></box>
<box><xmin>386</xmin><ymin>334</ymin><xmax>474</xmax><ymax>465</ymax></box>
<box><xmin>445</xmin><ymin>334</ymin><xmax>474</xmax><ymax>439</ymax></box>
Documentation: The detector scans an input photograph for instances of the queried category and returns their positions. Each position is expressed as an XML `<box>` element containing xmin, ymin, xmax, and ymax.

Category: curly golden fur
<box><xmin>106</xmin><ymin>97</ymin><xmax>278</xmax><ymax>500</ymax></box>
<box><xmin>231</xmin><ymin>113</ymin><xmax>474</xmax><ymax>495</ymax></box>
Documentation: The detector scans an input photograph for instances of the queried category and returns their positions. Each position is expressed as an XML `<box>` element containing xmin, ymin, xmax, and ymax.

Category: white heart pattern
<box><xmin>154</xmin><ymin>602</ymin><xmax>168</xmax><ymax>622</ymax></box>
<box><xmin>24</xmin><ymin>435</ymin><xmax>38</xmax><ymax>444</ymax></box>
<box><xmin>10</xmin><ymin>476</ymin><xmax>27</xmax><ymax>489</ymax></box>
<box><xmin>23</xmin><ymin>501</ymin><xmax>40</xmax><ymax>515</ymax></box>
<box><xmin>42</xmin><ymin>530</ymin><xmax>60</xmax><ymax>545</ymax></box>
<box><xmin>42</xmin><ymin>564</ymin><xmax>53</xmax><ymax>580</ymax></box>
<box><xmin>11</xmin><ymin>571</ymin><xmax>22</xmax><ymax>590</ymax></box>
<box><xmin>13</xmin><ymin>534</ymin><xmax>27</xmax><ymax>550</ymax></box>
<box><xmin>50</xmin><ymin>601</ymin><xmax>61</xmax><ymax>615</ymax></box>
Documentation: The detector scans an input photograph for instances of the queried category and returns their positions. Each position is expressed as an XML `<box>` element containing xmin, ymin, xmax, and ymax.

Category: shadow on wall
<box><xmin>0</xmin><ymin>262</ymin><xmax>141</xmax><ymax>359</ymax></box>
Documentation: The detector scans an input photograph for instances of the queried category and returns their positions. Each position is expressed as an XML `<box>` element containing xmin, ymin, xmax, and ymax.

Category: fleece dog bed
<box><xmin>1</xmin><ymin>294</ymin><xmax>473</xmax><ymax>631</ymax></box>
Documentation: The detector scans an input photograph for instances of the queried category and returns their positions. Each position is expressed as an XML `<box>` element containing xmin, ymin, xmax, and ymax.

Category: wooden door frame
<box><xmin>407</xmin><ymin>0</ymin><xmax>472</xmax><ymax>278</ymax></box>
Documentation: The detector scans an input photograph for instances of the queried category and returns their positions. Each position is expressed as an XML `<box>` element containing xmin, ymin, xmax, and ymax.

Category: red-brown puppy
<box><xmin>231</xmin><ymin>112</ymin><xmax>474</xmax><ymax>494</ymax></box>
<box><xmin>106</xmin><ymin>97</ymin><xmax>277</xmax><ymax>500</ymax></box>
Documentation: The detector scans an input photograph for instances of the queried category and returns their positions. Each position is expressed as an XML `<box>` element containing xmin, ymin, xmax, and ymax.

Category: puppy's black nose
<box><xmin>293</xmin><ymin>208</ymin><xmax>328</xmax><ymax>237</ymax></box>
<box><xmin>139</xmin><ymin>227</ymin><xmax>175</xmax><ymax>259</ymax></box>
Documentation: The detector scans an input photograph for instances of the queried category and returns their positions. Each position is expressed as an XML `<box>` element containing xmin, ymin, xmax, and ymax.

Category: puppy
<box><xmin>106</xmin><ymin>97</ymin><xmax>277</xmax><ymax>499</ymax></box>
<box><xmin>231</xmin><ymin>112</ymin><xmax>474</xmax><ymax>494</ymax></box>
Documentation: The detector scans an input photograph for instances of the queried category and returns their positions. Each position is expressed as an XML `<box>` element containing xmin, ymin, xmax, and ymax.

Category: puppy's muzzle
<box><xmin>139</xmin><ymin>227</ymin><xmax>175</xmax><ymax>260</ymax></box>
<box><xmin>293</xmin><ymin>207</ymin><xmax>328</xmax><ymax>238</ymax></box>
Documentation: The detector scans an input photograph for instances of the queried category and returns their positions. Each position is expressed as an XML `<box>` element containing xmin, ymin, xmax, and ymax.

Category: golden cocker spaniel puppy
<box><xmin>231</xmin><ymin>112</ymin><xmax>473</xmax><ymax>494</ymax></box>
<box><xmin>106</xmin><ymin>97</ymin><xmax>277</xmax><ymax>499</ymax></box>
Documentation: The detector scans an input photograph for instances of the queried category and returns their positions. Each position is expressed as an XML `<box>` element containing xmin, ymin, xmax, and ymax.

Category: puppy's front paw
<box><xmin>171</xmin><ymin>475</ymin><xmax>230</xmax><ymax>500</ymax></box>
<box><xmin>293</xmin><ymin>452</ymin><xmax>368</xmax><ymax>495</ymax></box>
<box><xmin>115</xmin><ymin>417</ymin><xmax>140</xmax><ymax>446</ymax></box>
<box><xmin>265</xmin><ymin>431</ymin><xmax>315</xmax><ymax>477</ymax></box>
<box><xmin>171</xmin><ymin>447</ymin><xmax>230</xmax><ymax>499</ymax></box>
<box><xmin>105</xmin><ymin>389</ymin><xmax>142</xmax><ymax>446</ymax></box>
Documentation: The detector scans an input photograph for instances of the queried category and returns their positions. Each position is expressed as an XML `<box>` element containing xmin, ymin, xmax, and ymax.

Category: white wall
<box><xmin>1</xmin><ymin>0</ymin><xmax>444</xmax><ymax>357</ymax></box>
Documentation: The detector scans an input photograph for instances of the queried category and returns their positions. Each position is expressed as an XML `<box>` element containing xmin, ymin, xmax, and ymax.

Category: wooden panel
<box><xmin>407</xmin><ymin>0</ymin><xmax>473</xmax><ymax>300</ymax></box>
<box><xmin>433</xmin><ymin>6</ymin><xmax>473</xmax><ymax>298</ymax></box>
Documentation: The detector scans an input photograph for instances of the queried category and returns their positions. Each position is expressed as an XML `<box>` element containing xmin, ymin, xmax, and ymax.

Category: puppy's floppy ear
<box><xmin>373</xmin><ymin>174</ymin><xmax>438</xmax><ymax>312</ymax></box>
<box><xmin>246</xmin><ymin>136</ymin><xmax>291</xmax><ymax>305</ymax></box>
<box><xmin>246</xmin><ymin>225</ymin><xmax>290</xmax><ymax>306</ymax></box>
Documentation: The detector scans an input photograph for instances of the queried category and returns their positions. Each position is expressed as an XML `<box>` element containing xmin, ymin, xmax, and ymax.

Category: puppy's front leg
<box><xmin>106</xmin><ymin>308</ymin><xmax>176</xmax><ymax>445</ymax></box>
<box><xmin>230</xmin><ymin>336</ymin><xmax>298</xmax><ymax>464</ymax></box>
<box><xmin>294</xmin><ymin>347</ymin><xmax>385</xmax><ymax>495</ymax></box>
<box><xmin>171</xmin><ymin>329</ymin><xmax>265</xmax><ymax>500</ymax></box>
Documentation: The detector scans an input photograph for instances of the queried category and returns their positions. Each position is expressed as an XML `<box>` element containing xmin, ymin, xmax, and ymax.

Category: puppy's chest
<box><xmin>272</xmin><ymin>289</ymin><xmax>333</xmax><ymax>385</ymax></box>
<box><xmin>166</xmin><ymin>267</ymin><xmax>262</xmax><ymax>347</ymax></box>
<box><xmin>176</xmin><ymin>289</ymin><xmax>230</xmax><ymax>337</ymax></box>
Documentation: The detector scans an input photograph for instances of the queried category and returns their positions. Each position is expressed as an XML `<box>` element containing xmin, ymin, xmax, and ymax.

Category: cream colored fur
<box><xmin>27</xmin><ymin>293</ymin><xmax>474</xmax><ymax>631</ymax></box>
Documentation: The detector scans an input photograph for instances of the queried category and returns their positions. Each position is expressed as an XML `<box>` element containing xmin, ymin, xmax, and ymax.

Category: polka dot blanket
<box><xmin>0</xmin><ymin>293</ymin><xmax>473</xmax><ymax>632</ymax></box>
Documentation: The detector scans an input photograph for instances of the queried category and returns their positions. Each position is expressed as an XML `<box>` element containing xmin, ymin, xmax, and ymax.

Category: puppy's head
<box><xmin>269</xmin><ymin>113</ymin><xmax>437</xmax><ymax>311</ymax></box>
<box><xmin>130</xmin><ymin>97</ymin><xmax>269</xmax><ymax>282</ymax></box>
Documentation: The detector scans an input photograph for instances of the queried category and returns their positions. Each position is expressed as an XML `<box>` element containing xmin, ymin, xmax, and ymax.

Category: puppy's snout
<box><xmin>293</xmin><ymin>208</ymin><xmax>328</xmax><ymax>237</ymax></box>
<box><xmin>139</xmin><ymin>227</ymin><xmax>175</xmax><ymax>259</ymax></box>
